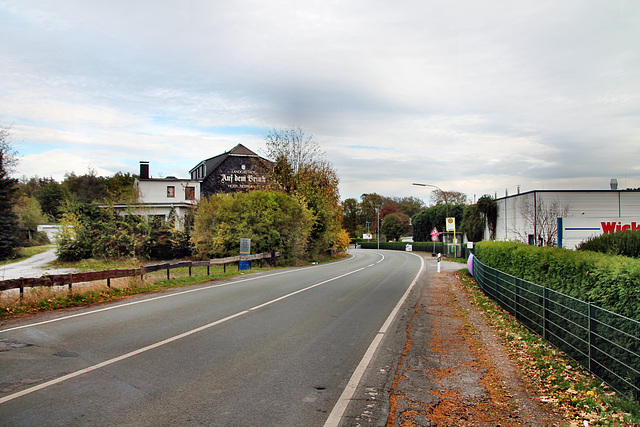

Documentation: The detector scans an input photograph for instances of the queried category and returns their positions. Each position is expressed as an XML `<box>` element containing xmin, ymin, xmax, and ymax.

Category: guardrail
<box><xmin>473</xmin><ymin>256</ymin><xmax>640</xmax><ymax>402</ymax></box>
<box><xmin>0</xmin><ymin>252</ymin><xmax>280</xmax><ymax>299</ymax></box>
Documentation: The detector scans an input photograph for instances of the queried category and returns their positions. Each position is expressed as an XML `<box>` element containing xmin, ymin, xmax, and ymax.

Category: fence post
<box><xmin>207</xmin><ymin>265</ymin><xmax>210</xmax><ymax>275</ymax></box>
<box><xmin>19</xmin><ymin>278</ymin><xmax>24</xmax><ymax>301</ymax></box>
<box><xmin>189</xmin><ymin>265</ymin><xmax>192</xmax><ymax>277</ymax></box>
<box><xmin>588</xmin><ymin>302</ymin><xmax>594</xmax><ymax>372</ymax></box>
<box><xmin>543</xmin><ymin>287</ymin><xmax>549</xmax><ymax>340</ymax></box>
<box><xmin>514</xmin><ymin>277</ymin><xmax>520</xmax><ymax>320</ymax></box>
<box><xmin>107</xmin><ymin>278</ymin><xmax>111</xmax><ymax>288</ymax></box>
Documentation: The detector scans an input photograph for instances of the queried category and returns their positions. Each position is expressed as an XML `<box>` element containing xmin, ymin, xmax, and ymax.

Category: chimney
<box><xmin>140</xmin><ymin>161</ymin><xmax>150</xmax><ymax>179</ymax></box>
<box><xmin>610</xmin><ymin>178</ymin><xmax>618</xmax><ymax>190</ymax></box>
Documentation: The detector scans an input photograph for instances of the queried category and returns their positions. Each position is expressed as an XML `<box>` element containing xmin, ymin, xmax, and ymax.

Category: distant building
<box><xmin>190</xmin><ymin>144</ymin><xmax>274</xmax><ymax>198</ymax></box>
<box><xmin>113</xmin><ymin>161</ymin><xmax>201</xmax><ymax>230</ymax></box>
<box><xmin>111</xmin><ymin>144</ymin><xmax>272</xmax><ymax>229</ymax></box>
<box><xmin>494</xmin><ymin>186</ymin><xmax>640</xmax><ymax>249</ymax></box>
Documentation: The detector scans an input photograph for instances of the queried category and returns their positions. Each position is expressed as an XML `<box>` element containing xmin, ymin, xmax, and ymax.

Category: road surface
<box><xmin>0</xmin><ymin>249</ymin><xmax>76</xmax><ymax>281</ymax></box>
<box><xmin>0</xmin><ymin>249</ymin><xmax>429</xmax><ymax>426</ymax></box>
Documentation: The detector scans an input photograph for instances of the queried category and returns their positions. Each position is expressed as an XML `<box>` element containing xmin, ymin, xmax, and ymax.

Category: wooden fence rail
<box><xmin>0</xmin><ymin>252</ymin><xmax>280</xmax><ymax>298</ymax></box>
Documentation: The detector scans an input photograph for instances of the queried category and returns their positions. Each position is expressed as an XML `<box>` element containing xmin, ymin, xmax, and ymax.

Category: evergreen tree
<box><xmin>0</xmin><ymin>127</ymin><xmax>19</xmax><ymax>259</ymax></box>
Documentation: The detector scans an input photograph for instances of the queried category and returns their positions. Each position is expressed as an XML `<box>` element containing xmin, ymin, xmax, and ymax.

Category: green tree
<box><xmin>56</xmin><ymin>202</ymin><xmax>152</xmax><ymax>261</ymax></box>
<box><xmin>395</xmin><ymin>196</ymin><xmax>425</xmax><ymax>218</ymax></box>
<box><xmin>460</xmin><ymin>204</ymin><xmax>485</xmax><ymax>242</ymax></box>
<box><xmin>191</xmin><ymin>191</ymin><xmax>314</xmax><ymax>263</ymax></box>
<box><xmin>342</xmin><ymin>198</ymin><xmax>359</xmax><ymax>238</ymax></box>
<box><xmin>412</xmin><ymin>204</ymin><xmax>464</xmax><ymax>242</ymax></box>
<box><xmin>104</xmin><ymin>172</ymin><xmax>138</xmax><ymax>204</ymax></box>
<box><xmin>477</xmin><ymin>194</ymin><xmax>497</xmax><ymax>240</ymax></box>
<box><xmin>0</xmin><ymin>126</ymin><xmax>19</xmax><ymax>259</ymax></box>
<box><xmin>62</xmin><ymin>169</ymin><xmax>107</xmax><ymax>204</ymax></box>
<box><xmin>360</xmin><ymin>193</ymin><xmax>384</xmax><ymax>233</ymax></box>
<box><xmin>36</xmin><ymin>180</ymin><xmax>70</xmax><ymax>221</ymax></box>
<box><xmin>14</xmin><ymin>195</ymin><xmax>49</xmax><ymax>229</ymax></box>
<box><xmin>381</xmin><ymin>212</ymin><xmax>411</xmax><ymax>242</ymax></box>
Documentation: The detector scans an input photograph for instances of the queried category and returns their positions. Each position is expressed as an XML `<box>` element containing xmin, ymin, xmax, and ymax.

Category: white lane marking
<box><xmin>0</xmin><ymin>256</ymin><xmax>357</xmax><ymax>334</ymax></box>
<box><xmin>0</xmin><ymin>263</ymin><xmax>368</xmax><ymax>405</ymax></box>
<box><xmin>323</xmin><ymin>252</ymin><xmax>425</xmax><ymax>427</ymax></box>
<box><xmin>249</xmin><ymin>268</ymin><xmax>364</xmax><ymax>312</ymax></box>
<box><xmin>0</xmin><ymin>310</ymin><xmax>247</xmax><ymax>405</ymax></box>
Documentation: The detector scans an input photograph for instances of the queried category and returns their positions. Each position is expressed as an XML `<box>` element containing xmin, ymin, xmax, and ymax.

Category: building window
<box><xmin>185</xmin><ymin>186</ymin><xmax>195</xmax><ymax>200</ymax></box>
<box><xmin>167</xmin><ymin>186</ymin><xmax>175</xmax><ymax>198</ymax></box>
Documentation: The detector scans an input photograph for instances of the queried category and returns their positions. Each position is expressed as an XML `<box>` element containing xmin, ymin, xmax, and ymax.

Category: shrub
<box><xmin>56</xmin><ymin>202</ymin><xmax>192</xmax><ymax>262</ymax></box>
<box><xmin>474</xmin><ymin>241</ymin><xmax>640</xmax><ymax>321</ymax></box>
<box><xmin>578</xmin><ymin>229</ymin><xmax>640</xmax><ymax>258</ymax></box>
<box><xmin>191</xmin><ymin>191</ymin><xmax>314</xmax><ymax>263</ymax></box>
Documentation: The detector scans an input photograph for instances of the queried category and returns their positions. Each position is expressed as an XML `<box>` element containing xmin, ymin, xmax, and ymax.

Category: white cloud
<box><xmin>1</xmin><ymin>0</ymin><xmax>639</xmax><ymax>200</ymax></box>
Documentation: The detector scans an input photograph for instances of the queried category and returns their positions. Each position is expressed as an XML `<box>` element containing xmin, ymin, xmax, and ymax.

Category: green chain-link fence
<box><xmin>473</xmin><ymin>256</ymin><xmax>640</xmax><ymax>401</ymax></box>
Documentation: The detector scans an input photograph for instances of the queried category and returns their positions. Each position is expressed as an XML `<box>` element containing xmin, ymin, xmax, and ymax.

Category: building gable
<box><xmin>191</xmin><ymin>144</ymin><xmax>274</xmax><ymax>198</ymax></box>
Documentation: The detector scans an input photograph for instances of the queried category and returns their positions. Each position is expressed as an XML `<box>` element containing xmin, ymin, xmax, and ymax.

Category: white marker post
<box><xmin>437</xmin><ymin>253</ymin><xmax>441</xmax><ymax>273</ymax></box>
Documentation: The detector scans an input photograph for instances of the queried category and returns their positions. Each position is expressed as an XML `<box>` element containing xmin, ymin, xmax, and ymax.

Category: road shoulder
<box><xmin>341</xmin><ymin>260</ymin><xmax>565</xmax><ymax>426</ymax></box>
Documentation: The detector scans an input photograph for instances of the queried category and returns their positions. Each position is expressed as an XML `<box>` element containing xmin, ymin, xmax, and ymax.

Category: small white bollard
<box><xmin>437</xmin><ymin>253</ymin><xmax>441</xmax><ymax>273</ymax></box>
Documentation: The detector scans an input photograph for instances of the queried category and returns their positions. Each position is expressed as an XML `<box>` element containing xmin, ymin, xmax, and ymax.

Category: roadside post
<box><xmin>446</xmin><ymin>217</ymin><xmax>456</xmax><ymax>258</ymax></box>
<box><xmin>430</xmin><ymin>227</ymin><xmax>439</xmax><ymax>255</ymax></box>
<box><xmin>437</xmin><ymin>252</ymin><xmax>441</xmax><ymax>273</ymax></box>
<box><xmin>239</xmin><ymin>238</ymin><xmax>251</xmax><ymax>271</ymax></box>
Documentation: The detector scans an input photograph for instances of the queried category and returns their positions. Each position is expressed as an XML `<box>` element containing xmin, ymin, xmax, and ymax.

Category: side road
<box><xmin>0</xmin><ymin>249</ymin><xmax>77</xmax><ymax>281</ymax></box>
<box><xmin>341</xmin><ymin>256</ymin><xmax>564</xmax><ymax>426</ymax></box>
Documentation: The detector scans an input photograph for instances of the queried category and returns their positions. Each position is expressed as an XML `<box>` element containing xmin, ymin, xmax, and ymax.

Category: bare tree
<box><xmin>430</xmin><ymin>189</ymin><xmax>467</xmax><ymax>206</ymax></box>
<box><xmin>0</xmin><ymin>126</ymin><xmax>19</xmax><ymax>174</ymax></box>
<box><xmin>511</xmin><ymin>195</ymin><xmax>571</xmax><ymax>246</ymax></box>
<box><xmin>264</xmin><ymin>126</ymin><xmax>324</xmax><ymax>175</ymax></box>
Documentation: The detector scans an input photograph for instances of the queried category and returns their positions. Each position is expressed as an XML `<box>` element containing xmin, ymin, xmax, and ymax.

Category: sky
<box><xmin>1</xmin><ymin>0</ymin><xmax>639</xmax><ymax>203</ymax></box>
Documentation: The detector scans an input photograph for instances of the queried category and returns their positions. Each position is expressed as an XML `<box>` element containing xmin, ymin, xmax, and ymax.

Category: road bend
<box><xmin>0</xmin><ymin>249</ymin><xmax>424</xmax><ymax>426</ymax></box>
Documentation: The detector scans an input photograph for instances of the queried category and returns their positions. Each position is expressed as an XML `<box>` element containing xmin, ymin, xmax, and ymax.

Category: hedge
<box><xmin>578</xmin><ymin>229</ymin><xmax>640</xmax><ymax>258</ymax></box>
<box><xmin>359</xmin><ymin>241</ymin><xmax>445</xmax><ymax>252</ymax></box>
<box><xmin>474</xmin><ymin>241</ymin><xmax>640</xmax><ymax>321</ymax></box>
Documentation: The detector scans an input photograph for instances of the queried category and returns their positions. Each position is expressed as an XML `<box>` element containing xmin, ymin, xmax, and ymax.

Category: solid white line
<box><xmin>0</xmin><ymin>260</ymin><xmax>367</xmax><ymax>405</ymax></box>
<box><xmin>323</xmin><ymin>252</ymin><xmax>425</xmax><ymax>427</ymax></box>
<box><xmin>0</xmin><ymin>310</ymin><xmax>248</xmax><ymax>405</ymax></box>
<box><xmin>0</xmin><ymin>257</ymin><xmax>356</xmax><ymax>334</ymax></box>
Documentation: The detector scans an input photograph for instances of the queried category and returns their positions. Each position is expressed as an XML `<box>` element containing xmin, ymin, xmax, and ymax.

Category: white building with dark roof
<box><xmin>113</xmin><ymin>161</ymin><xmax>201</xmax><ymax>230</ymax></box>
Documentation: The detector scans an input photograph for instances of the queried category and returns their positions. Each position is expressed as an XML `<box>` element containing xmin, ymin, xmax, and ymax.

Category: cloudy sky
<box><xmin>1</xmin><ymin>1</ymin><xmax>639</xmax><ymax>202</ymax></box>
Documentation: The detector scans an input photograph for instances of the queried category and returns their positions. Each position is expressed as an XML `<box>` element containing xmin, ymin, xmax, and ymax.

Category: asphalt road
<box><xmin>0</xmin><ymin>249</ymin><xmax>427</xmax><ymax>426</ymax></box>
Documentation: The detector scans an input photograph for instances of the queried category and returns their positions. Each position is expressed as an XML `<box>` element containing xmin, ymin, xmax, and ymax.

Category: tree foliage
<box><xmin>14</xmin><ymin>196</ymin><xmax>48</xmax><ymax>229</ymax></box>
<box><xmin>56</xmin><ymin>202</ymin><xmax>190</xmax><ymax>262</ymax></box>
<box><xmin>577</xmin><ymin>229</ymin><xmax>640</xmax><ymax>258</ymax></box>
<box><xmin>460</xmin><ymin>204</ymin><xmax>485</xmax><ymax>242</ymax></box>
<box><xmin>264</xmin><ymin>127</ymin><xmax>344</xmax><ymax>257</ymax></box>
<box><xmin>191</xmin><ymin>191</ymin><xmax>314</xmax><ymax>263</ymax></box>
<box><xmin>411</xmin><ymin>204</ymin><xmax>464</xmax><ymax>242</ymax></box>
<box><xmin>0</xmin><ymin>126</ymin><xmax>19</xmax><ymax>259</ymax></box>
<box><xmin>381</xmin><ymin>212</ymin><xmax>411</xmax><ymax>242</ymax></box>
<box><xmin>341</xmin><ymin>193</ymin><xmax>426</xmax><ymax>240</ymax></box>
<box><xmin>342</xmin><ymin>197</ymin><xmax>359</xmax><ymax>237</ymax></box>
<box><xmin>430</xmin><ymin>189</ymin><xmax>467</xmax><ymax>205</ymax></box>
<box><xmin>476</xmin><ymin>194</ymin><xmax>497</xmax><ymax>240</ymax></box>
